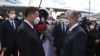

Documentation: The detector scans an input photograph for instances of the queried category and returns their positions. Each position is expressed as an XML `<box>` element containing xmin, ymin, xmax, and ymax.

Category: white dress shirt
<box><xmin>24</xmin><ymin>20</ymin><xmax>34</xmax><ymax>29</ymax></box>
<box><xmin>61</xmin><ymin>23</ymin><xmax>67</xmax><ymax>32</ymax></box>
<box><xmin>69</xmin><ymin>23</ymin><xmax>79</xmax><ymax>32</ymax></box>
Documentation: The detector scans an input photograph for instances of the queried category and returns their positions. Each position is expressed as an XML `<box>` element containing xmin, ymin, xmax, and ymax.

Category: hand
<box><xmin>86</xmin><ymin>25</ymin><xmax>90</xmax><ymax>32</ymax></box>
<box><xmin>95</xmin><ymin>39</ymin><xmax>100</xmax><ymax>44</ymax></box>
<box><xmin>3</xmin><ymin>47</ymin><xmax>7</xmax><ymax>52</ymax></box>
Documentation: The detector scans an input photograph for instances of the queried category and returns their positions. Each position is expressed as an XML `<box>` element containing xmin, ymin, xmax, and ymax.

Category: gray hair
<box><xmin>65</xmin><ymin>11</ymin><xmax>79</xmax><ymax>21</ymax></box>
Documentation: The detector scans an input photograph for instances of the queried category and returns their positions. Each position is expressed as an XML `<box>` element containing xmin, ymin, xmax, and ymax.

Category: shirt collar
<box><xmin>9</xmin><ymin>19</ymin><xmax>14</xmax><ymax>23</ymax></box>
<box><xmin>24</xmin><ymin>20</ymin><xmax>34</xmax><ymax>29</ymax></box>
<box><xmin>69</xmin><ymin>23</ymin><xmax>79</xmax><ymax>32</ymax></box>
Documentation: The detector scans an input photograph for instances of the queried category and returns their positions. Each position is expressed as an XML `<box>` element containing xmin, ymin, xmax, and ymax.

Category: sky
<box><xmin>19</xmin><ymin>0</ymin><xmax>100</xmax><ymax>13</ymax></box>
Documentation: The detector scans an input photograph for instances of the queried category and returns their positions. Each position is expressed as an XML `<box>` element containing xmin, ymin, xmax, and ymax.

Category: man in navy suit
<box><xmin>61</xmin><ymin>11</ymin><xmax>87</xmax><ymax>56</ymax></box>
<box><xmin>0</xmin><ymin>9</ymin><xmax>18</xmax><ymax>56</ymax></box>
<box><xmin>53</xmin><ymin>13</ymin><xmax>68</xmax><ymax>56</ymax></box>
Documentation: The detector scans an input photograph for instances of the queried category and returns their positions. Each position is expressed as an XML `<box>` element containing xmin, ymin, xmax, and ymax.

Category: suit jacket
<box><xmin>0</xmin><ymin>20</ymin><xmax>18</xmax><ymax>49</ymax></box>
<box><xmin>53</xmin><ymin>24</ymin><xmax>67</xmax><ymax>49</ymax></box>
<box><xmin>61</xmin><ymin>25</ymin><xmax>87</xmax><ymax>56</ymax></box>
<box><xmin>16</xmin><ymin>22</ymin><xmax>45</xmax><ymax>56</ymax></box>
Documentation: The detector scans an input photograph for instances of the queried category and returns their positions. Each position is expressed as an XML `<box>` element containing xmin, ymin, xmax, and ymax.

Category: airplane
<box><xmin>0</xmin><ymin>0</ymin><xmax>93</xmax><ymax>18</ymax></box>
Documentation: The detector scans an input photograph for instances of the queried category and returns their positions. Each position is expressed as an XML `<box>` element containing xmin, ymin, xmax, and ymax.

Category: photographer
<box><xmin>84</xmin><ymin>21</ymin><xmax>100</xmax><ymax>56</ymax></box>
<box><xmin>80</xmin><ymin>17</ymin><xmax>91</xmax><ymax>32</ymax></box>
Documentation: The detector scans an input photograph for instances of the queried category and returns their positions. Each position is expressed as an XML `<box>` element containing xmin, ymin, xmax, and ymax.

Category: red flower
<box><xmin>37</xmin><ymin>23</ymin><xmax>47</xmax><ymax>32</ymax></box>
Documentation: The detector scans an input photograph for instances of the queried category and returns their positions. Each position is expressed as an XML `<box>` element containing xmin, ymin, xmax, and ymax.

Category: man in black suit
<box><xmin>0</xmin><ymin>9</ymin><xmax>18</xmax><ymax>56</ymax></box>
<box><xmin>61</xmin><ymin>11</ymin><xmax>87</xmax><ymax>56</ymax></box>
<box><xmin>16</xmin><ymin>7</ymin><xmax>45</xmax><ymax>56</ymax></box>
<box><xmin>53</xmin><ymin>13</ymin><xmax>68</xmax><ymax>56</ymax></box>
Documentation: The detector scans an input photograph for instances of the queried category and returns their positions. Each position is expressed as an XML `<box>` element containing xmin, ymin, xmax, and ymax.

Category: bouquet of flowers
<box><xmin>37</xmin><ymin>23</ymin><xmax>47</xmax><ymax>32</ymax></box>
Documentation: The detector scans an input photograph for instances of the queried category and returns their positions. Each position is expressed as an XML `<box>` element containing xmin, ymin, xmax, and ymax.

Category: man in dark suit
<box><xmin>61</xmin><ymin>11</ymin><xmax>87</xmax><ymax>56</ymax></box>
<box><xmin>16</xmin><ymin>7</ymin><xmax>45</xmax><ymax>56</ymax></box>
<box><xmin>0</xmin><ymin>9</ymin><xmax>18</xmax><ymax>56</ymax></box>
<box><xmin>53</xmin><ymin>13</ymin><xmax>67</xmax><ymax>56</ymax></box>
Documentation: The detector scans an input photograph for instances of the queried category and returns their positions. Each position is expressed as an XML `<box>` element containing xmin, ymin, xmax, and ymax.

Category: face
<box><xmin>34</xmin><ymin>11</ymin><xmax>39</xmax><ymax>19</ymax></box>
<box><xmin>19</xmin><ymin>12</ymin><xmax>23</xmax><ymax>17</ymax></box>
<box><xmin>30</xmin><ymin>11</ymin><xmax>39</xmax><ymax>21</ymax></box>
<box><xmin>57</xmin><ymin>16</ymin><xmax>60</xmax><ymax>19</ymax></box>
<box><xmin>65</xmin><ymin>13</ymin><xmax>73</xmax><ymax>26</ymax></box>
<box><xmin>90</xmin><ymin>22</ymin><xmax>96</xmax><ymax>30</ymax></box>
<box><xmin>8</xmin><ymin>11</ymin><xmax>16</xmax><ymax>20</ymax></box>
<box><xmin>47</xmin><ymin>19</ymin><xmax>53</xmax><ymax>24</ymax></box>
<box><xmin>65</xmin><ymin>12</ymin><xmax>78</xmax><ymax>28</ymax></box>
<box><xmin>34</xmin><ymin>17</ymin><xmax>40</xmax><ymax>24</ymax></box>
<box><xmin>91</xmin><ymin>22</ymin><xmax>96</xmax><ymax>26</ymax></box>
<box><xmin>60</xmin><ymin>15</ymin><xmax>65</xmax><ymax>19</ymax></box>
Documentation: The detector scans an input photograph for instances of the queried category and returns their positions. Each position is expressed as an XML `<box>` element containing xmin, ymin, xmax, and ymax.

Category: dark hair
<box><xmin>91</xmin><ymin>21</ymin><xmax>97</xmax><ymax>29</ymax></box>
<box><xmin>82</xmin><ymin>17</ymin><xmax>88</xmax><ymax>21</ymax></box>
<box><xmin>57</xmin><ymin>15</ymin><xmax>60</xmax><ymax>17</ymax></box>
<box><xmin>24</xmin><ymin>7</ymin><xmax>38</xmax><ymax>17</ymax></box>
<box><xmin>77</xmin><ymin>12</ymin><xmax>81</xmax><ymax>17</ymax></box>
<box><xmin>60</xmin><ymin>13</ymin><xmax>65</xmax><ymax>16</ymax></box>
<box><xmin>57</xmin><ymin>15</ymin><xmax>60</xmax><ymax>19</ymax></box>
<box><xmin>7</xmin><ymin>9</ymin><xmax>15</xmax><ymax>13</ymax></box>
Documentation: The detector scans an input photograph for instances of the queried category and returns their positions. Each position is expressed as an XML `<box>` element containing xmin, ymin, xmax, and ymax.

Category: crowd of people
<box><xmin>0</xmin><ymin>7</ymin><xmax>100</xmax><ymax>56</ymax></box>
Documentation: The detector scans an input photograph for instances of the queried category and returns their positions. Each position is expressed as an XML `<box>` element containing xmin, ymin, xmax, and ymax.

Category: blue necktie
<box><xmin>63</xmin><ymin>24</ymin><xmax>66</xmax><ymax>32</ymax></box>
<box><xmin>11</xmin><ymin>22</ymin><xmax>15</xmax><ymax>30</ymax></box>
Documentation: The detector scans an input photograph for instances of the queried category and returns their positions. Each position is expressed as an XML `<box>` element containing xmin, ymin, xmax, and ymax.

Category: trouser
<box><xmin>4</xmin><ymin>48</ymin><xmax>18</xmax><ymax>56</ymax></box>
<box><xmin>56</xmin><ymin>48</ymin><xmax>61</xmax><ymax>56</ymax></box>
<box><xmin>96</xmin><ymin>45</ymin><xmax>100</xmax><ymax>56</ymax></box>
<box><xmin>85</xmin><ymin>51</ymin><xmax>95</xmax><ymax>56</ymax></box>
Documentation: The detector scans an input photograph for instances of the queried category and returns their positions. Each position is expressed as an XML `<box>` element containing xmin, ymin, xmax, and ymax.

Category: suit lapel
<box><xmin>60</xmin><ymin>24</ymin><xmax>68</xmax><ymax>33</ymax></box>
<box><xmin>15</xmin><ymin>21</ymin><xmax>18</xmax><ymax>29</ymax></box>
<box><xmin>71</xmin><ymin>25</ymin><xmax>80</xmax><ymax>33</ymax></box>
<box><xmin>60</xmin><ymin>24</ymin><xmax>64</xmax><ymax>33</ymax></box>
<box><xmin>7</xmin><ymin>21</ymin><xmax>14</xmax><ymax>31</ymax></box>
<box><xmin>64</xmin><ymin>25</ymin><xmax>80</xmax><ymax>41</ymax></box>
<box><xmin>64</xmin><ymin>31</ymin><xmax>72</xmax><ymax>41</ymax></box>
<box><xmin>23</xmin><ymin>22</ymin><xmax>39</xmax><ymax>39</ymax></box>
<box><xmin>8</xmin><ymin>20</ymin><xmax>18</xmax><ymax>31</ymax></box>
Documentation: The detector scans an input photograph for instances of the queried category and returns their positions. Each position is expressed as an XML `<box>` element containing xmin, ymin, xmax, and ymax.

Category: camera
<box><xmin>79</xmin><ymin>17</ymin><xmax>91</xmax><ymax>32</ymax></box>
<box><xmin>81</xmin><ymin>17</ymin><xmax>91</xmax><ymax>26</ymax></box>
